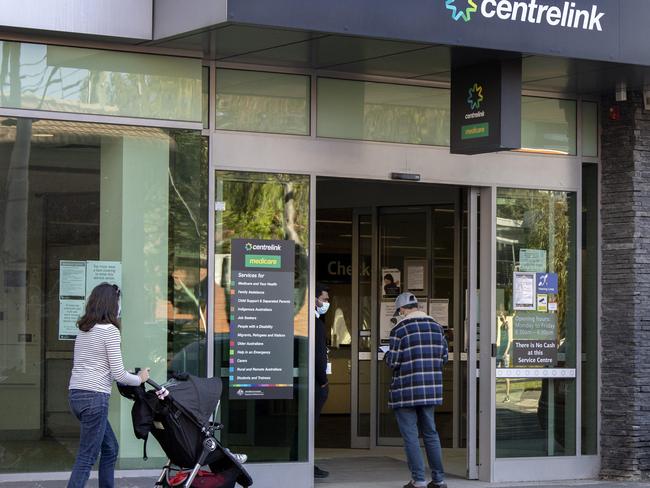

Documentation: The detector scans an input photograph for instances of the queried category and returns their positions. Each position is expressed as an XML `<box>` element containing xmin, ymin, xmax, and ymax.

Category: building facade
<box><xmin>0</xmin><ymin>0</ymin><xmax>647</xmax><ymax>485</ymax></box>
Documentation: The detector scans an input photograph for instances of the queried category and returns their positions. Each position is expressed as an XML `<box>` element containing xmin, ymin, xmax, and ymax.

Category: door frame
<box><xmin>343</xmin><ymin>188</ymin><xmax>486</xmax><ymax>480</ymax></box>
<box><xmin>351</xmin><ymin>208</ymin><xmax>372</xmax><ymax>448</ymax></box>
<box><xmin>478</xmin><ymin>187</ymin><xmax>496</xmax><ymax>482</ymax></box>
<box><xmin>466</xmin><ymin>187</ymin><xmax>480</xmax><ymax>479</ymax></box>
<box><xmin>208</xmin><ymin>169</ymin><xmax>494</xmax><ymax>483</ymax></box>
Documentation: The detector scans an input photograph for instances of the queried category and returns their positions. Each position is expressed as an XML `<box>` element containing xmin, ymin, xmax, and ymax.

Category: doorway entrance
<box><xmin>315</xmin><ymin>177</ymin><xmax>478</xmax><ymax>478</ymax></box>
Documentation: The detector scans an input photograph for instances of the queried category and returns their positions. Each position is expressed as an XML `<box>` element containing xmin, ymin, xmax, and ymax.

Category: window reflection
<box><xmin>317</xmin><ymin>78</ymin><xmax>450</xmax><ymax>146</ymax></box>
<box><xmin>495</xmin><ymin>188</ymin><xmax>577</xmax><ymax>457</ymax></box>
<box><xmin>0</xmin><ymin>118</ymin><xmax>207</xmax><ymax>473</ymax></box>
<box><xmin>214</xmin><ymin>171</ymin><xmax>310</xmax><ymax>462</ymax></box>
<box><xmin>215</xmin><ymin>69</ymin><xmax>310</xmax><ymax>135</ymax></box>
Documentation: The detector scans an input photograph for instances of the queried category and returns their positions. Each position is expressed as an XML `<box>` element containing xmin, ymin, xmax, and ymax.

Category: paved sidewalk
<box><xmin>2</xmin><ymin>476</ymin><xmax>650</xmax><ymax>488</ymax></box>
<box><xmin>2</xmin><ymin>455</ymin><xmax>650</xmax><ymax>488</ymax></box>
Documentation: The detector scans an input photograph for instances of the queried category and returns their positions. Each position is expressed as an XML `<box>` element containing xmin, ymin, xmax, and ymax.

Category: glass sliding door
<box><xmin>377</xmin><ymin>208</ymin><xmax>429</xmax><ymax>444</ymax></box>
<box><xmin>376</xmin><ymin>205</ymin><xmax>460</xmax><ymax>448</ymax></box>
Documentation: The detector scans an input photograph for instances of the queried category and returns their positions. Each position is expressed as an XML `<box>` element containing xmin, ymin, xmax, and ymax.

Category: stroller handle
<box><xmin>146</xmin><ymin>378</ymin><xmax>164</xmax><ymax>391</ymax></box>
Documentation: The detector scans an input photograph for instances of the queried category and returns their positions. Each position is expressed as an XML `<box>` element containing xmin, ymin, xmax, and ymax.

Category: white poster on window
<box><xmin>519</xmin><ymin>249</ymin><xmax>547</xmax><ymax>273</ymax></box>
<box><xmin>380</xmin><ymin>302</ymin><xmax>397</xmax><ymax>339</ymax></box>
<box><xmin>58</xmin><ymin>260</ymin><xmax>122</xmax><ymax>340</ymax></box>
<box><xmin>429</xmin><ymin>299</ymin><xmax>449</xmax><ymax>327</ymax></box>
<box><xmin>58</xmin><ymin>299</ymin><xmax>86</xmax><ymax>340</ymax></box>
<box><xmin>381</xmin><ymin>268</ymin><xmax>401</xmax><ymax>297</ymax></box>
<box><xmin>513</xmin><ymin>272</ymin><xmax>536</xmax><ymax>311</ymax></box>
<box><xmin>59</xmin><ymin>261</ymin><xmax>86</xmax><ymax>298</ymax></box>
<box><xmin>405</xmin><ymin>260</ymin><xmax>426</xmax><ymax>291</ymax></box>
<box><xmin>85</xmin><ymin>261</ymin><xmax>122</xmax><ymax>297</ymax></box>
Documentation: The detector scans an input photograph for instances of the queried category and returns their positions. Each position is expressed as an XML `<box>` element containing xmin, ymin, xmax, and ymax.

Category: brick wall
<box><xmin>601</xmin><ymin>91</ymin><xmax>650</xmax><ymax>479</ymax></box>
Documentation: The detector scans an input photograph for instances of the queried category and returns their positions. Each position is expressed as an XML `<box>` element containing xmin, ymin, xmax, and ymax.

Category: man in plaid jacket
<box><xmin>385</xmin><ymin>292</ymin><xmax>449</xmax><ymax>488</ymax></box>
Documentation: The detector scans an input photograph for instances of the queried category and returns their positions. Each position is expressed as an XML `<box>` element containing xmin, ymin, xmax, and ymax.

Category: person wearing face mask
<box><xmin>314</xmin><ymin>284</ymin><xmax>330</xmax><ymax>479</ymax></box>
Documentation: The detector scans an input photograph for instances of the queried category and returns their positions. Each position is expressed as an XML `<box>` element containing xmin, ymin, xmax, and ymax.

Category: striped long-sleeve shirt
<box><xmin>69</xmin><ymin>323</ymin><xmax>141</xmax><ymax>394</ymax></box>
<box><xmin>384</xmin><ymin>311</ymin><xmax>448</xmax><ymax>408</ymax></box>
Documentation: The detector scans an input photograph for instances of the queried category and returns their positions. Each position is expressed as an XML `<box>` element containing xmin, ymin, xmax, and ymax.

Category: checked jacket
<box><xmin>384</xmin><ymin>311</ymin><xmax>449</xmax><ymax>408</ymax></box>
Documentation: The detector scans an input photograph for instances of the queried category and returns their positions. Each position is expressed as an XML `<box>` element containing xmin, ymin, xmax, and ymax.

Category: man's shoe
<box><xmin>403</xmin><ymin>482</ymin><xmax>427</xmax><ymax>488</ymax></box>
<box><xmin>314</xmin><ymin>466</ymin><xmax>329</xmax><ymax>479</ymax></box>
<box><xmin>427</xmin><ymin>481</ymin><xmax>447</xmax><ymax>488</ymax></box>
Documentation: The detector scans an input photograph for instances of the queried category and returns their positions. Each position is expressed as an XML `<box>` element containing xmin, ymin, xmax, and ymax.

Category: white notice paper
<box><xmin>513</xmin><ymin>272</ymin><xmax>536</xmax><ymax>310</ymax></box>
<box><xmin>85</xmin><ymin>261</ymin><xmax>122</xmax><ymax>297</ymax></box>
<box><xmin>519</xmin><ymin>249</ymin><xmax>547</xmax><ymax>273</ymax></box>
<box><xmin>59</xmin><ymin>299</ymin><xmax>86</xmax><ymax>340</ymax></box>
<box><xmin>380</xmin><ymin>302</ymin><xmax>397</xmax><ymax>339</ymax></box>
<box><xmin>407</xmin><ymin>264</ymin><xmax>425</xmax><ymax>290</ymax></box>
<box><xmin>59</xmin><ymin>261</ymin><xmax>86</xmax><ymax>298</ymax></box>
<box><xmin>429</xmin><ymin>299</ymin><xmax>449</xmax><ymax>327</ymax></box>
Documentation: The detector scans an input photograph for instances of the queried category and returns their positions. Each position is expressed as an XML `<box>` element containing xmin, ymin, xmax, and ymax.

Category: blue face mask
<box><xmin>317</xmin><ymin>302</ymin><xmax>330</xmax><ymax>316</ymax></box>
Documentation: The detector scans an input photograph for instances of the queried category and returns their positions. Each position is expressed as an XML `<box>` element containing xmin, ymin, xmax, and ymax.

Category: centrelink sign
<box><xmin>445</xmin><ymin>0</ymin><xmax>604</xmax><ymax>31</ymax></box>
<box><xmin>227</xmin><ymin>0</ymin><xmax>650</xmax><ymax>66</ymax></box>
<box><xmin>450</xmin><ymin>57</ymin><xmax>522</xmax><ymax>155</ymax></box>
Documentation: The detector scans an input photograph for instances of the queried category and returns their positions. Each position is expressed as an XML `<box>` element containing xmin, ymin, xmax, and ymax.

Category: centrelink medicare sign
<box><xmin>445</xmin><ymin>0</ymin><xmax>604</xmax><ymax>31</ymax></box>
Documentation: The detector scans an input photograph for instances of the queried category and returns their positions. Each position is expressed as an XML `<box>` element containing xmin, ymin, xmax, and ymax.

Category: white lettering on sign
<box><xmin>480</xmin><ymin>0</ymin><xmax>604</xmax><ymax>32</ymax></box>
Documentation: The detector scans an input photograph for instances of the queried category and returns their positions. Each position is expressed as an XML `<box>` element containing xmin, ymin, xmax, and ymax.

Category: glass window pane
<box><xmin>377</xmin><ymin>210</ymin><xmax>428</xmax><ymax>441</ymax></box>
<box><xmin>522</xmin><ymin>97</ymin><xmax>577</xmax><ymax>155</ymax></box>
<box><xmin>581</xmin><ymin>164</ymin><xmax>598</xmax><ymax>454</ymax></box>
<box><xmin>0</xmin><ymin>118</ymin><xmax>207</xmax><ymax>473</ymax></box>
<box><xmin>0</xmin><ymin>41</ymin><xmax>202</xmax><ymax>122</ymax></box>
<box><xmin>215</xmin><ymin>69</ymin><xmax>310</xmax><ymax>135</ymax></box>
<box><xmin>582</xmin><ymin>102</ymin><xmax>598</xmax><ymax>157</ymax></box>
<box><xmin>496</xmin><ymin>188</ymin><xmax>577</xmax><ymax>458</ymax></box>
<box><xmin>317</xmin><ymin>78</ymin><xmax>450</xmax><ymax>146</ymax></box>
<box><xmin>214</xmin><ymin>171</ymin><xmax>310</xmax><ymax>462</ymax></box>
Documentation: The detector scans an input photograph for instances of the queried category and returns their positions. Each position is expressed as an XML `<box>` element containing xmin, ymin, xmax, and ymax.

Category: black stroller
<box><xmin>118</xmin><ymin>373</ymin><xmax>253</xmax><ymax>488</ymax></box>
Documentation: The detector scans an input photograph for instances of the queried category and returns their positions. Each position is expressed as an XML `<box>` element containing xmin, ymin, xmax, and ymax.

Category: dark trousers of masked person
<box><xmin>289</xmin><ymin>381</ymin><xmax>329</xmax><ymax>462</ymax></box>
<box><xmin>313</xmin><ymin>382</ymin><xmax>330</xmax><ymax>478</ymax></box>
<box><xmin>315</xmin><ymin>383</ymin><xmax>329</xmax><ymax>433</ymax></box>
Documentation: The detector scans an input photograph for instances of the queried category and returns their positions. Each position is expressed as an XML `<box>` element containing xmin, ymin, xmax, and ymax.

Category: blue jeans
<box><xmin>394</xmin><ymin>406</ymin><xmax>445</xmax><ymax>484</ymax></box>
<box><xmin>68</xmin><ymin>390</ymin><xmax>118</xmax><ymax>488</ymax></box>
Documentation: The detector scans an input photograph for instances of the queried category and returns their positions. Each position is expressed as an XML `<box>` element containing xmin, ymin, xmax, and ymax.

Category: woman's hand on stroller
<box><xmin>137</xmin><ymin>367</ymin><xmax>151</xmax><ymax>384</ymax></box>
<box><xmin>155</xmin><ymin>387</ymin><xmax>169</xmax><ymax>400</ymax></box>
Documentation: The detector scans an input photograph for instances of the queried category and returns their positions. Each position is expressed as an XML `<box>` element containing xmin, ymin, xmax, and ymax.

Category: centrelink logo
<box><xmin>445</xmin><ymin>0</ymin><xmax>605</xmax><ymax>32</ymax></box>
<box><xmin>467</xmin><ymin>83</ymin><xmax>483</xmax><ymax>110</ymax></box>
<box><xmin>445</xmin><ymin>0</ymin><xmax>477</xmax><ymax>21</ymax></box>
<box><xmin>244</xmin><ymin>242</ymin><xmax>282</xmax><ymax>251</ymax></box>
<box><xmin>465</xmin><ymin>83</ymin><xmax>486</xmax><ymax>120</ymax></box>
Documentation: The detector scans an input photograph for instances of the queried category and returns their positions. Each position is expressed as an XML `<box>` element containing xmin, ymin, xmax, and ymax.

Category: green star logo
<box><xmin>446</xmin><ymin>0</ymin><xmax>478</xmax><ymax>22</ymax></box>
<box><xmin>245</xmin><ymin>243</ymin><xmax>253</xmax><ymax>251</ymax></box>
<box><xmin>467</xmin><ymin>83</ymin><xmax>484</xmax><ymax>110</ymax></box>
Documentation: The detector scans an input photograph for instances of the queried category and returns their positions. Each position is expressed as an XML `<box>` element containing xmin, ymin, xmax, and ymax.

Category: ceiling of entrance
<box><xmin>148</xmin><ymin>24</ymin><xmax>648</xmax><ymax>96</ymax></box>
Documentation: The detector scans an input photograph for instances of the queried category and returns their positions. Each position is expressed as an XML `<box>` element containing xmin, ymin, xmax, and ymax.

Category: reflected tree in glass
<box><xmin>215</xmin><ymin>171</ymin><xmax>310</xmax><ymax>461</ymax></box>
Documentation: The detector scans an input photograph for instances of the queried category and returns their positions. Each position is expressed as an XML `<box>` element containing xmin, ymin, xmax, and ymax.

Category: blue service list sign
<box><xmin>229</xmin><ymin>239</ymin><xmax>295</xmax><ymax>399</ymax></box>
